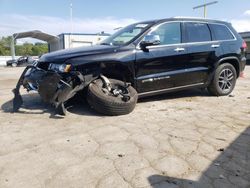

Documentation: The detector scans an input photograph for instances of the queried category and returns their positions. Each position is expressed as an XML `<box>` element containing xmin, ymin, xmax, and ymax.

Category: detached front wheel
<box><xmin>87</xmin><ymin>78</ymin><xmax>138</xmax><ymax>116</ymax></box>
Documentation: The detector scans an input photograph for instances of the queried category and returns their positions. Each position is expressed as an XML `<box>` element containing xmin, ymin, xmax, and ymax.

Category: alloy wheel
<box><xmin>218</xmin><ymin>68</ymin><xmax>234</xmax><ymax>92</ymax></box>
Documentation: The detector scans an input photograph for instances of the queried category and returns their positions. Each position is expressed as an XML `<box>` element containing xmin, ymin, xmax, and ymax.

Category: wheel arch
<box><xmin>217</xmin><ymin>57</ymin><xmax>240</xmax><ymax>78</ymax></box>
<box><xmin>99</xmin><ymin>61</ymin><xmax>135</xmax><ymax>85</ymax></box>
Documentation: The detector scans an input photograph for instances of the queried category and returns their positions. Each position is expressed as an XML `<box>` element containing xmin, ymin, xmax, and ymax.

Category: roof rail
<box><xmin>172</xmin><ymin>16</ymin><xmax>210</xmax><ymax>19</ymax></box>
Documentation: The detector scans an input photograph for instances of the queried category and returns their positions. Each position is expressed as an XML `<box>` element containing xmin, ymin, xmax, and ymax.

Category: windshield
<box><xmin>100</xmin><ymin>22</ymin><xmax>153</xmax><ymax>46</ymax></box>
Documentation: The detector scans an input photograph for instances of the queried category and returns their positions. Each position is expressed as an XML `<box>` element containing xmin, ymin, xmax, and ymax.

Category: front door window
<box><xmin>149</xmin><ymin>22</ymin><xmax>181</xmax><ymax>45</ymax></box>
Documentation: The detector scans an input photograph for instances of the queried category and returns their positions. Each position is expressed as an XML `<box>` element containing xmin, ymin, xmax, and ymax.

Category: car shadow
<box><xmin>1</xmin><ymin>88</ymin><xmax>213</xmax><ymax>118</ymax></box>
<box><xmin>1</xmin><ymin>93</ymin><xmax>50</xmax><ymax>114</ymax></box>
<box><xmin>147</xmin><ymin>127</ymin><xmax>250</xmax><ymax>187</ymax></box>
<box><xmin>1</xmin><ymin>93</ymin><xmax>101</xmax><ymax>118</ymax></box>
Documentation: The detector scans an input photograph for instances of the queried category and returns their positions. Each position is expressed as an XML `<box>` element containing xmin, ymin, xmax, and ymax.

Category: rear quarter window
<box><xmin>209</xmin><ymin>24</ymin><xmax>235</xmax><ymax>41</ymax></box>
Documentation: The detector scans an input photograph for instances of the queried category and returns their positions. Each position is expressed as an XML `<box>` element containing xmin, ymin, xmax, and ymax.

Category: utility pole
<box><xmin>193</xmin><ymin>1</ymin><xmax>218</xmax><ymax>18</ymax></box>
<box><xmin>11</xmin><ymin>33</ymin><xmax>18</xmax><ymax>60</ymax></box>
<box><xmin>11</xmin><ymin>35</ymin><xmax>16</xmax><ymax>60</ymax></box>
<box><xmin>70</xmin><ymin>0</ymin><xmax>73</xmax><ymax>33</ymax></box>
<box><xmin>69</xmin><ymin>0</ymin><xmax>73</xmax><ymax>48</ymax></box>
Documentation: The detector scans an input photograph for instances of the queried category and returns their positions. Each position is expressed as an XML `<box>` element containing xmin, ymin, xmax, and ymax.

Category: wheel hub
<box><xmin>218</xmin><ymin>68</ymin><xmax>234</xmax><ymax>92</ymax></box>
<box><xmin>99</xmin><ymin>76</ymin><xmax>131</xmax><ymax>102</ymax></box>
<box><xmin>112</xmin><ymin>88</ymin><xmax>123</xmax><ymax>96</ymax></box>
<box><xmin>111</xmin><ymin>88</ymin><xmax>130</xmax><ymax>102</ymax></box>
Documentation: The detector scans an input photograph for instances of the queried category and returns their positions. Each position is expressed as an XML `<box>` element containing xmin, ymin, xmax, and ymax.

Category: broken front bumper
<box><xmin>12</xmin><ymin>65</ymin><xmax>85</xmax><ymax>115</ymax></box>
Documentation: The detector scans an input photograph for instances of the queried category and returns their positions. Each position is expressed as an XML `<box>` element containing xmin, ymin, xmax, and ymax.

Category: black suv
<box><xmin>7</xmin><ymin>56</ymin><xmax>35</xmax><ymax>67</ymax></box>
<box><xmin>13</xmin><ymin>17</ymin><xmax>247</xmax><ymax>116</ymax></box>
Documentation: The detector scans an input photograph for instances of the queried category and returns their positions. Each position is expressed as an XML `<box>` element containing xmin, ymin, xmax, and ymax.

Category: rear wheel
<box><xmin>207</xmin><ymin>63</ymin><xmax>237</xmax><ymax>96</ymax></box>
<box><xmin>87</xmin><ymin>78</ymin><xmax>138</xmax><ymax>116</ymax></box>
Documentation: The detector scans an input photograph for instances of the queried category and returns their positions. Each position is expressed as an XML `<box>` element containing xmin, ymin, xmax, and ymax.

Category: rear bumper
<box><xmin>240</xmin><ymin>56</ymin><xmax>247</xmax><ymax>74</ymax></box>
<box><xmin>12</xmin><ymin>65</ymin><xmax>85</xmax><ymax>114</ymax></box>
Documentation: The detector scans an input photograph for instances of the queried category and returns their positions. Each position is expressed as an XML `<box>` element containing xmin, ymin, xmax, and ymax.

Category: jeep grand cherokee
<box><xmin>12</xmin><ymin>17</ymin><xmax>247</xmax><ymax>115</ymax></box>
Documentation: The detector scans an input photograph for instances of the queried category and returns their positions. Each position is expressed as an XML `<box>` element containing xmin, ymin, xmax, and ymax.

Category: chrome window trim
<box><xmin>141</xmin><ymin>40</ymin><xmax>217</xmax><ymax>50</ymax></box>
<box><xmin>136</xmin><ymin>20</ymin><xmax>237</xmax><ymax>50</ymax></box>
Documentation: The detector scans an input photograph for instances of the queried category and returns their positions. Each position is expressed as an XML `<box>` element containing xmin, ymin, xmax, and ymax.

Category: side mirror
<box><xmin>140</xmin><ymin>34</ymin><xmax>160</xmax><ymax>50</ymax></box>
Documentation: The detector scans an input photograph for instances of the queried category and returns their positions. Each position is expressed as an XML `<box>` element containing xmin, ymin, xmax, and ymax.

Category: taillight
<box><xmin>242</xmin><ymin>41</ymin><xmax>247</xmax><ymax>49</ymax></box>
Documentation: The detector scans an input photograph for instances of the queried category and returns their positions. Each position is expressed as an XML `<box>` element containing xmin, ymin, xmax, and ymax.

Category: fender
<box><xmin>206</xmin><ymin>56</ymin><xmax>240</xmax><ymax>85</ymax></box>
<box><xmin>100</xmin><ymin>62</ymin><xmax>135</xmax><ymax>85</ymax></box>
<box><xmin>212</xmin><ymin>56</ymin><xmax>240</xmax><ymax>79</ymax></box>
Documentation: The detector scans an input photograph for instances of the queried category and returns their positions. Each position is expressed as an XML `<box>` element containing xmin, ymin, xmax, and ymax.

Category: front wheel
<box><xmin>87</xmin><ymin>78</ymin><xmax>138</xmax><ymax>116</ymax></box>
<box><xmin>207</xmin><ymin>63</ymin><xmax>237</xmax><ymax>96</ymax></box>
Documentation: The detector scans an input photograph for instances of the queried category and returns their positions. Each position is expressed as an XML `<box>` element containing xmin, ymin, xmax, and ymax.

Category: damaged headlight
<box><xmin>48</xmin><ymin>63</ymin><xmax>71</xmax><ymax>73</ymax></box>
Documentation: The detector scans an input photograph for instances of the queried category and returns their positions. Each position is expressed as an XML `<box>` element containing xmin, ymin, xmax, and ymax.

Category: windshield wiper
<box><xmin>100</xmin><ymin>42</ymin><xmax>112</xmax><ymax>46</ymax></box>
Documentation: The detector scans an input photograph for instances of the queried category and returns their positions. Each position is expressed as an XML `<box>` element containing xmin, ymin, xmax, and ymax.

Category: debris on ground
<box><xmin>217</xmin><ymin>148</ymin><xmax>224</xmax><ymax>152</ymax></box>
<box><xmin>219</xmin><ymin>174</ymin><xmax>226</xmax><ymax>179</ymax></box>
<box><xmin>216</xmin><ymin>138</ymin><xmax>226</xmax><ymax>141</ymax></box>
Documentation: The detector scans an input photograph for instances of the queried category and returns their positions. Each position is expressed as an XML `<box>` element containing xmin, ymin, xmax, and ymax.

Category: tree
<box><xmin>32</xmin><ymin>43</ymin><xmax>48</xmax><ymax>56</ymax></box>
<box><xmin>0</xmin><ymin>36</ymin><xmax>12</xmax><ymax>56</ymax></box>
<box><xmin>0</xmin><ymin>36</ymin><xmax>48</xmax><ymax>56</ymax></box>
<box><xmin>16</xmin><ymin>43</ymin><xmax>33</xmax><ymax>56</ymax></box>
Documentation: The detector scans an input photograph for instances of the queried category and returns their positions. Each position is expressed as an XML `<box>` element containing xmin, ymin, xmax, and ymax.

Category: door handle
<box><xmin>211</xmin><ymin>44</ymin><xmax>220</xmax><ymax>48</ymax></box>
<box><xmin>174</xmin><ymin>47</ymin><xmax>185</xmax><ymax>52</ymax></box>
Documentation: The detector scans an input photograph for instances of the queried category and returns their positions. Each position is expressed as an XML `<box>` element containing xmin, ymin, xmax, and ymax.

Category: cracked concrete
<box><xmin>0</xmin><ymin>66</ymin><xmax>249</xmax><ymax>188</ymax></box>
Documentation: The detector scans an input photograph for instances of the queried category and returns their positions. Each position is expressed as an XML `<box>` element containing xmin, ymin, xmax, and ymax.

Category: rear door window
<box><xmin>209</xmin><ymin>24</ymin><xmax>235</xmax><ymax>40</ymax></box>
<box><xmin>185</xmin><ymin>22</ymin><xmax>211</xmax><ymax>43</ymax></box>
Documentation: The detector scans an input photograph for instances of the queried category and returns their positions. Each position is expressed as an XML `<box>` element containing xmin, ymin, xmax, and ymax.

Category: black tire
<box><xmin>87</xmin><ymin>79</ymin><xmax>138</xmax><ymax>116</ymax></box>
<box><xmin>207</xmin><ymin>63</ymin><xmax>237</xmax><ymax>96</ymax></box>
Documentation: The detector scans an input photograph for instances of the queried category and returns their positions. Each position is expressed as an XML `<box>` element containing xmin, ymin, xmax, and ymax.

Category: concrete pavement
<box><xmin>0</xmin><ymin>66</ymin><xmax>249</xmax><ymax>188</ymax></box>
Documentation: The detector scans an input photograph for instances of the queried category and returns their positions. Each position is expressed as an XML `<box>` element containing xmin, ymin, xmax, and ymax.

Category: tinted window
<box><xmin>150</xmin><ymin>22</ymin><xmax>181</xmax><ymax>45</ymax></box>
<box><xmin>209</xmin><ymin>24</ymin><xmax>235</xmax><ymax>40</ymax></box>
<box><xmin>185</xmin><ymin>23</ymin><xmax>211</xmax><ymax>42</ymax></box>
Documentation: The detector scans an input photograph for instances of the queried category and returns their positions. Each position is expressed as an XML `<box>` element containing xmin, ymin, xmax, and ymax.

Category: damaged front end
<box><xmin>12</xmin><ymin>62</ymin><xmax>94</xmax><ymax>115</ymax></box>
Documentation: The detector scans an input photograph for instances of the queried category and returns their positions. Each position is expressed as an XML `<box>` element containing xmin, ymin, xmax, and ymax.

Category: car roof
<box><xmin>136</xmin><ymin>17</ymin><xmax>230</xmax><ymax>25</ymax></box>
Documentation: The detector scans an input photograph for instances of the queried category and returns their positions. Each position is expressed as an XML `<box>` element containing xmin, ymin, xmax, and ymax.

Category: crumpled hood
<box><xmin>39</xmin><ymin>45</ymin><xmax>118</xmax><ymax>63</ymax></box>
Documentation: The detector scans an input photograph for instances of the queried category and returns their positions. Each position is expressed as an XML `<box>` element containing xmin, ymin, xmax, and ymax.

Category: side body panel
<box><xmin>181</xmin><ymin>22</ymin><xmax>223</xmax><ymax>85</ymax></box>
<box><xmin>135</xmin><ymin>44</ymin><xmax>190</xmax><ymax>93</ymax></box>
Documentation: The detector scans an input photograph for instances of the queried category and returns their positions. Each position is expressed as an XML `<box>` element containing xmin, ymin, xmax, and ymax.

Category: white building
<box><xmin>7</xmin><ymin>31</ymin><xmax>111</xmax><ymax>62</ymax></box>
<box><xmin>52</xmin><ymin>32</ymin><xmax>110</xmax><ymax>51</ymax></box>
